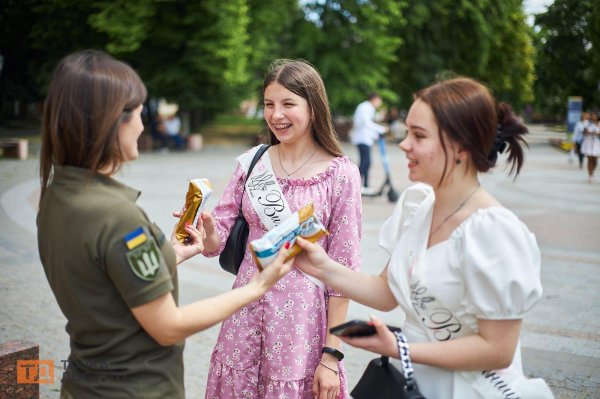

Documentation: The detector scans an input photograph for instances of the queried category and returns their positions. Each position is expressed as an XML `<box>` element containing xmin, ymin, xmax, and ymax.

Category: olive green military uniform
<box><xmin>37</xmin><ymin>166</ymin><xmax>184</xmax><ymax>398</ymax></box>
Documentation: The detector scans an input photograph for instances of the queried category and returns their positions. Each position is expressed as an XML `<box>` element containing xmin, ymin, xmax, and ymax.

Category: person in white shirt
<box><xmin>572</xmin><ymin>112</ymin><xmax>590</xmax><ymax>169</ymax></box>
<box><xmin>581</xmin><ymin>111</ymin><xmax>600</xmax><ymax>183</ymax></box>
<box><xmin>351</xmin><ymin>93</ymin><xmax>387</xmax><ymax>194</ymax></box>
<box><xmin>163</xmin><ymin>113</ymin><xmax>185</xmax><ymax>150</ymax></box>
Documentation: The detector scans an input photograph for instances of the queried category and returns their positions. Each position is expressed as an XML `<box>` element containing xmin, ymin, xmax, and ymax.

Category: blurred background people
<box><xmin>572</xmin><ymin>111</ymin><xmax>590</xmax><ymax>169</ymax></box>
<box><xmin>581</xmin><ymin>111</ymin><xmax>600</xmax><ymax>183</ymax></box>
<box><xmin>350</xmin><ymin>93</ymin><xmax>388</xmax><ymax>195</ymax></box>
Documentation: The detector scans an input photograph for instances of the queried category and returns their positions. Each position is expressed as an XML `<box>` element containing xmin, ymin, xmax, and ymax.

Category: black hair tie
<box><xmin>488</xmin><ymin>124</ymin><xmax>507</xmax><ymax>166</ymax></box>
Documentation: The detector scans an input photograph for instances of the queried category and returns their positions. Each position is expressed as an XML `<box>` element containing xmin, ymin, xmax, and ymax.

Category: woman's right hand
<box><xmin>251</xmin><ymin>242</ymin><xmax>295</xmax><ymax>292</ymax></box>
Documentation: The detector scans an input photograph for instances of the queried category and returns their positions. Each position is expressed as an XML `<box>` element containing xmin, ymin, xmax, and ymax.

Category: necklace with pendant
<box><xmin>277</xmin><ymin>145</ymin><xmax>318</xmax><ymax>178</ymax></box>
<box><xmin>429</xmin><ymin>183</ymin><xmax>480</xmax><ymax>237</ymax></box>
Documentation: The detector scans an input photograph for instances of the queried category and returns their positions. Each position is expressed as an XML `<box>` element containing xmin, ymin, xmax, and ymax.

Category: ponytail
<box><xmin>493</xmin><ymin>102</ymin><xmax>528</xmax><ymax>177</ymax></box>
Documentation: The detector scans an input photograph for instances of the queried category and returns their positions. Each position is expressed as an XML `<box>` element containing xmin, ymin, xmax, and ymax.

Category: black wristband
<box><xmin>322</xmin><ymin>346</ymin><xmax>344</xmax><ymax>361</ymax></box>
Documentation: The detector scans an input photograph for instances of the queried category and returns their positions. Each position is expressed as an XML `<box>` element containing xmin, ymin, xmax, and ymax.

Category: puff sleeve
<box><xmin>455</xmin><ymin>208</ymin><xmax>543</xmax><ymax>319</ymax></box>
<box><xmin>378</xmin><ymin>183</ymin><xmax>433</xmax><ymax>255</ymax></box>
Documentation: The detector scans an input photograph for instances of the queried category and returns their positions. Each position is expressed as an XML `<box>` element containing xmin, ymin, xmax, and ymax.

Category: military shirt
<box><xmin>37</xmin><ymin>166</ymin><xmax>184</xmax><ymax>398</ymax></box>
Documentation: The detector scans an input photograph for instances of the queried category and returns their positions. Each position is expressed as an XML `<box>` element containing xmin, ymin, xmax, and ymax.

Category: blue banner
<box><xmin>567</xmin><ymin>96</ymin><xmax>583</xmax><ymax>133</ymax></box>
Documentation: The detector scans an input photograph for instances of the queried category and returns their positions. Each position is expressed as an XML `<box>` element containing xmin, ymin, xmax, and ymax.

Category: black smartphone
<box><xmin>329</xmin><ymin>320</ymin><xmax>401</xmax><ymax>337</ymax></box>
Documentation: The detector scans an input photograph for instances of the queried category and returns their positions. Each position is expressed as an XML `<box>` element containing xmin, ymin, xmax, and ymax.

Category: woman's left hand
<box><xmin>313</xmin><ymin>357</ymin><xmax>340</xmax><ymax>399</ymax></box>
<box><xmin>339</xmin><ymin>315</ymin><xmax>399</xmax><ymax>359</ymax></box>
<box><xmin>294</xmin><ymin>237</ymin><xmax>338</xmax><ymax>281</ymax></box>
<box><xmin>170</xmin><ymin>213</ymin><xmax>205</xmax><ymax>265</ymax></box>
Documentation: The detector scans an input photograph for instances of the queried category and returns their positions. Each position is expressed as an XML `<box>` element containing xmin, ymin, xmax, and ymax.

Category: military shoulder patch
<box><xmin>124</xmin><ymin>228</ymin><xmax>161</xmax><ymax>281</ymax></box>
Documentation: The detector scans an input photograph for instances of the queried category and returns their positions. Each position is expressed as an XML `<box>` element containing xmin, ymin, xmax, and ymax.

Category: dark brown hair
<box><xmin>263</xmin><ymin>59</ymin><xmax>343</xmax><ymax>157</ymax></box>
<box><xmin>415</xmin><ymin>77</ymin><xmax>527</xmax><ymax>184</ymax></box>
<box><xmin>40</xmin><ymin>50</ymin><xmax>147</xmax><ymax>199</ymax></box>
<box><xmin>367</xmin><ymin>92</ymin><xmax>380</xmax><ymax>101</ymax></box>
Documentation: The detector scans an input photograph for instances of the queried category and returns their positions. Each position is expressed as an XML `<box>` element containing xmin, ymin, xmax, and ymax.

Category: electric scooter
<box><xmin>362</xmin><ymin>135</ymin><xmax>400</xmax><ymax>202</ymax></box>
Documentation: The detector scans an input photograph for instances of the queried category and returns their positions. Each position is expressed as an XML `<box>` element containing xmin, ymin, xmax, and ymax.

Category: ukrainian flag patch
<box><xmin>124</xmin><ymin>227</ymin><xmax>148</xmax><ymax>250</ymax></box>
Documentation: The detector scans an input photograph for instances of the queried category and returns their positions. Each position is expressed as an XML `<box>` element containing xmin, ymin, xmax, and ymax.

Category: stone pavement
<box><xmin>0</xmin><ymin>128</ymin><xmax>599</xmax><ymax>398</ymax></box>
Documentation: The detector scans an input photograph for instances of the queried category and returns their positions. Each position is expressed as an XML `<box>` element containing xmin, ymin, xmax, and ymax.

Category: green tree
<box><xmin>88</xmin><ymin>0</ymin><xmax>156</xmax><ymax>54</ymax></box>
<box><xmin>480</xmin><ymin>0</ymin><xmax>535</xmax><ymax>109</ymax></box>
<box><xmin>295</xmin><ymin>0</ymin><xmax>404</xmax><ymax>114</ymax></box>
<box><xmin>245</xmin><ymin>0</ymin><xmax>300</xmax><ymax>96</ymax></box>
<box><xmin>1</xmin><ymin>0</ymin><xmax>106</xmax><ymax>114</ymax></box>
<box><xmin>533</xmin><ymin>0</ymin><xmax>597</xmax><ymax>116</ymax></box>
<box><xmin>590</xmin><ymin>2</ymin><xmax>600</xmax><ymax>93</ymax></box>
<box><xmin>389</xmin><ymin>0</ymin><xmax>535</xmax><ymax>111</ymax></box>
<box><xmin>0</xmin><ymin>1</ymin><xmax>41</xmax><ymax>112</ymax></box>
<box><xmin>92</xmin><ymin>0</ymin><xmax>251</xmax><ymax>126</ymax></box>
<box><xmin>391</xmin><ymin>0</ymin><xmax>492</xmax><ymax>109</ymax></box>
<box><xmin>1</xmin><ymin>0</ymin><xmax>252</xmax><ymax>128</ymax></box>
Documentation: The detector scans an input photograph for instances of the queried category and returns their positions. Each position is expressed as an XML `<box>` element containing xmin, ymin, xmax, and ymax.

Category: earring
<box><xmin>456</xmin><ymin>159</ymin><xmax>461</xmax><ymax>165</ymax></box>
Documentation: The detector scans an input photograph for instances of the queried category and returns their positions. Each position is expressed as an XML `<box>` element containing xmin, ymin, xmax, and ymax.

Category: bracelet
<box><xmin>321</xmin><ymin>346</ymin><xmax>344</xmax><ymax>361</ymax></box>
<box><xmin>318</xmin><ymin>361</ymin><xmax>339</xmax><ymax>376</ymax></box>
<box><xmin>393</xmin><ymin>330</ymin><xmax>414</xmax><ymax>380</ymax></box>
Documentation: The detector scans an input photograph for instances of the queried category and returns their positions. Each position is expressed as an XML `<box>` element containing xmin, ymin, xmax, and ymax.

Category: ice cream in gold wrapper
<box><xmin>250</xmin><ymin>203</ymin><xmax>328</xmax><ymax>270</ymax></box>
<box><xmin>176</xmin><ymin>178</ymin><xmax>212</xmax><ymax>243</ymax></box>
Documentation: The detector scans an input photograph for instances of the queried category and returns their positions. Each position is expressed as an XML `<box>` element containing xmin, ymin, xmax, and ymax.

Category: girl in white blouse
<box><xmin>290</xmin><ymin>78</ymin><xmax>554</xmax><ymax>398</ymax></box>
<box><xmin>581</xmin><ymin>111</ymin><xmax>600</xmax><ymax>183</ymax></box>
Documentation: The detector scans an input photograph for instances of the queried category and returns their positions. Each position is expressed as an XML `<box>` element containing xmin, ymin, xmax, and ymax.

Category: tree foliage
<box><xmin>480</xmin><ymin>0</ymin><xmax>535</xmax><ymax>108</ymax></box>
<box><xmin>92</xmin><ymin>0</ymin><xmax>251</xmax><ymax>119</ymax></box>
<box><xmin>245</xmin><ymin>0</ymin><xmax>299</xmax><ymax>95</ymax></box>
<box><xmin>295</xmin><ymin>0</ymin><xmax>404</xmax><ymax>114</ymax></box>
<box><xmin>390</xmin><ymin>0</ymin><xmax>534</xmax><ymax>111</ymax></box>
<box><xmin>533</xmin><ymin>0</ymin><xmax>598</xmax><ymax>115</ymax></box>
<box><xmin>1</xmin><ymin>0</ymin><xmax>252</xmax><ymax>126</ymax></box>
<box><xmin>2</xmin><ymin>0</ymin><xmax>589</xmax><ymax>124</ymax></box>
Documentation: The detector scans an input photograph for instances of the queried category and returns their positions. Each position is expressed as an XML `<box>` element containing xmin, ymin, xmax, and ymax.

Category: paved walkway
<box><xmin>1</xmin><ymin>128</ymin><xmax>599</xmax><ymax>398</ymax></box>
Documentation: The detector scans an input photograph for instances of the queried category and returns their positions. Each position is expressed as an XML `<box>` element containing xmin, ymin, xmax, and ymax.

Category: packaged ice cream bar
<box><xmin>250</xmin><ymin>203</ymin><xmax>328</xmax><ymax>270</ymax></box>
<box><xmin>175</xmin><ymin>178</ymin><xmax>212</xmax><ymax>243</ymax></box>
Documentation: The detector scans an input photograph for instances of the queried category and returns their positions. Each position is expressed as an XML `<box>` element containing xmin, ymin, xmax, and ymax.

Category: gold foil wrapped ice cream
<box><xmin>250</xmin><ymin>203</ymin><xmax>328</xmax><ymax>270</ymax></box>
<box><xmin>176</xmin><ymin>178</ymin><xmax>212</xmax><ymax>243</ymax></box>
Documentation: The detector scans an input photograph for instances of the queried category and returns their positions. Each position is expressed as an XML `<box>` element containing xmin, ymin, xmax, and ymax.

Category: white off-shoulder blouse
<box><xmin>378</xmin><ymin>183</ymin><xmax>553</xmax><ymax>399</ymax></box>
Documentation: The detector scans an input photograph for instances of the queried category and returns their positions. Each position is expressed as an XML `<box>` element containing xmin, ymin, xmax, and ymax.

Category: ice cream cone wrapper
<box><xmin>250</xmin><ymin>203</ymin><xmax>328</xmax><ymax>270</ymax></box>
<box><xmin>175</xmin><ymin>178</ymin><xmax>212</xmax><ymax>242</ymax></box>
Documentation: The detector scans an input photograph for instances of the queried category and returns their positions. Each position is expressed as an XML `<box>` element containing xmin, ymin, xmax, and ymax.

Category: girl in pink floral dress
<box><xmin>199</xmin><ymin>60</ymin><xmax>362</xmax><ymax>399</ymax></box>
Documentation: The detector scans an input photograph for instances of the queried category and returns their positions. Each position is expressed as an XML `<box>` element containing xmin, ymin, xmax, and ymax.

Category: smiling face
<box><xmin>399</xmin><ymin>99</ymin><xmax>458</xmax><ymax>187</ymax></box>
<box><xmin>263</xmin><ymin>82</ymin><xmax>312</xmax><ymax>144</ymax></box>
<box><xmin>118</xmin><ymin>104</ymin><xmax>144</xmax><ymax>162</ymax></box>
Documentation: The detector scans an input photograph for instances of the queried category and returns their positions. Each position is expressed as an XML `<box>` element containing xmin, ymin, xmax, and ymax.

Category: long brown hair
<box><xmin>263</xmin><ymin>59</ymin><xmax>343</xmax><ymax>157</ymax></box>
<box><xmin>40</xmin><ymin>50</ymin><xmax>147</xmax><ymax>199</ymax></box>
<box><xmin>415</xmin><ymin>77</ymin><xmax>527</xmax><ymax>184</ymax></box>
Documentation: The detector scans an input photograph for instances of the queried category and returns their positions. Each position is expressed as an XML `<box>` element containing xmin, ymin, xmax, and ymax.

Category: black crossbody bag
<box><xmin>219</xmin><ymin>144</ymin><xmax>270</xmax><ymax>274</ymax></box>
<box><xmin>351</xmin><ymin>330</ymin><xmax>426</xmax><ymax>399</ymax></box>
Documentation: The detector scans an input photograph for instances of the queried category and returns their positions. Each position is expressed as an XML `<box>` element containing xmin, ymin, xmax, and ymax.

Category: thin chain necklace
<box><xmin>429</xmin><ymin>183</ymin><xmax>480</xmax><ymax>237</ymax></box>
<box><xmin>277</xmin><ymin>144</ymin><xmax>318</xmax><ymax>178</ymax></box>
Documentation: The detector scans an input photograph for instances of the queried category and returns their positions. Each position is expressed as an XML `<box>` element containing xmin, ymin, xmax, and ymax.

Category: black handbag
<box><xmin>351</xmin><ymin>330</ymin><xmax>426</xmax><ymax>399</ymax></box>
<box><xmin>219</xmin><ymin>144</ymin><xmax>270</xmax><ymax>275</ymax></box>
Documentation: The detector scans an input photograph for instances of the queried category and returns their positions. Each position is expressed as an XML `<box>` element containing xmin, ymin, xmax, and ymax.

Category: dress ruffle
<box><xmin>205</xmin><ymin>358</ymin><xmax>348</xmax><ymax>399</ymax></box>
<box><xmin>277</xmin><ymin>157</ymin><xmax>352</xmax><ymax>187</ymax></box>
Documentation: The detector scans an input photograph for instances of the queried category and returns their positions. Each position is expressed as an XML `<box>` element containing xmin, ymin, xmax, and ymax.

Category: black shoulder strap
<box><xmin>238</xmin><ymin>144</ymin><xmax>270</xmax><ymax>213</ymax></box>
<box><xmin>245</xmin><ymin>144</ymin><xmax>270</xmax><ymax>182</ymax></box>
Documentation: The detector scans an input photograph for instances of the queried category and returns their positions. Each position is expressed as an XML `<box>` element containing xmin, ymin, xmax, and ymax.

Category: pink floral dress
<box><xmin>203</xmin><ymin>155</ymin><xmax>362</xmax><ymax>399</ymax></box>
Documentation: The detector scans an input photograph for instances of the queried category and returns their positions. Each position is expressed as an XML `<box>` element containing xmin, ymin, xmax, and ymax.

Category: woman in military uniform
<box><xmin>37</xmin><ymin>50</ymin><xmax>293</xmax><ymax>399</ymax></box>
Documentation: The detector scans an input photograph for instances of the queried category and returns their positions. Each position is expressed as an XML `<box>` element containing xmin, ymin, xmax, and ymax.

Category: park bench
<box><xmin>1</xmin><ymin>139</ymin><xmax>28</xmax><ymax>160</ymax></box>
